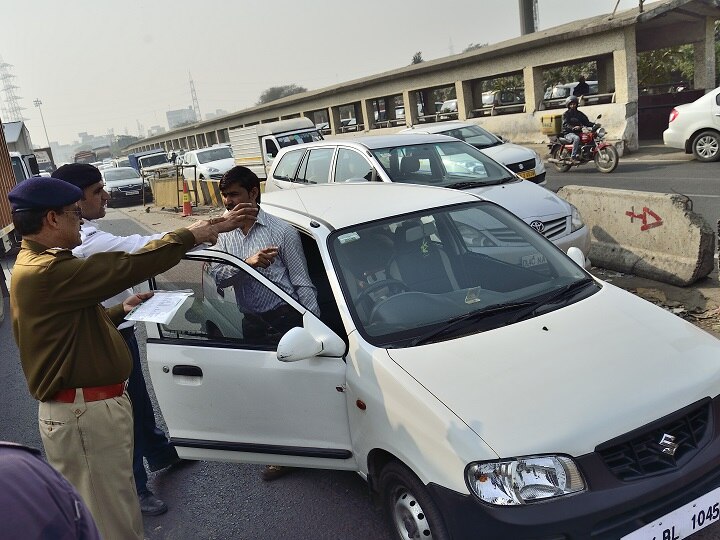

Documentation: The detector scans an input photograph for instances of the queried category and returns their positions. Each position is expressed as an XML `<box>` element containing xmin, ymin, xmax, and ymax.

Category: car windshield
<box><xmin>197</xmin><ymin>147</ymin><xmax>232</xmax><ymax>163</ymax></box>
<box><xmin>439</xmin><ymin>125</ymin><xmax>501</xmax><ymax>149</ymax></box>
<box><xmin>330</xmin><ymin>201</ymin><xmax>596</xmax><ymax>348</ymax></box>
<box><xmin>370</xmin><ymin>140</ymin><xmax>514</xmax><ymax>187</ymax></box>
<box><xmin>140</xmin><ymin>154</ymin><xmax>169</xmax><ymax>167</ymax></box>
<box><xmin>103</xmin><ymin>168</ymin><xmax>140</xmax><ymax>181</ymax></box>
<box><xmin>276</xmin><ymin>131</ymin><xmax>324</xmax><ymax>148</ymax></box>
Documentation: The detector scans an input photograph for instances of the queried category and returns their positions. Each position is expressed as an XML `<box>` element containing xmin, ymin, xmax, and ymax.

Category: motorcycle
<box><xmin>546</xmin><ymin>114</ymin><xmax>619</xmax><ymax>173</ymax></box>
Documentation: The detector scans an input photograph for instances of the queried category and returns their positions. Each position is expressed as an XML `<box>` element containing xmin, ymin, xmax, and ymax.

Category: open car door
<box><xmin>143</xmin><ymin>249</ymin><xmax>355</xmax><ymax>471</ymax></box>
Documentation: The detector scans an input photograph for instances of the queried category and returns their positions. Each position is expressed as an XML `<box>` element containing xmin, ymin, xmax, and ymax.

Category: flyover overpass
<box><xmin>126</xmin><ymin>0</ymin><xmax>719</xmax><ymax>156</ymax></box>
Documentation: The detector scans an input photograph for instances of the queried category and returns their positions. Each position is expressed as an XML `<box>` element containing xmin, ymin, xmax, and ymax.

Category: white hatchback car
<box><xmin>265</xmin><ymin>134</ymin><xmax>588</xmax><ymax>261</ymax></box>
<box><xmin>181</xmin><ymin>145</ymin><xmax>235</xmax><ymax>180</ymax></box>
<box><xmin>143</xmin><ymin>183</ymin><xmax>720</xmax><ymax>540</ymax></box>
<box><xmin>400</xmin><ymin>121</ymin><xmax>547</xmax><ymax>185</ymax></box>
<box><xmin>663</xmin><ymin>86</ymin><xmax>720</xmax><ymax>162</ymax></box>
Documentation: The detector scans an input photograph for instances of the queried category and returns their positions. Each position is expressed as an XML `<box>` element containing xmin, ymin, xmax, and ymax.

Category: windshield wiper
<box><xmin>409</xmin><ymin>301</ymin><xmax>536</xmax><ymax>346</ymax></box>
<box><xmin>447</xmin><ymin>181</ymin><xmax>490</xmax><ymax>190</ymax></box>
<box><xmin>505</xmin><ymin>277</ymin><xmax>597</xmax><ymax>324</ymax></box>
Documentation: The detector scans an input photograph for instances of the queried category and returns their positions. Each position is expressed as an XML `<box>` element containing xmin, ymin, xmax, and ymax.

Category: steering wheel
<box><xmin>354</xmin><ymin>279</ymin><xmax>410</xmax><ymax>309</ymax></box>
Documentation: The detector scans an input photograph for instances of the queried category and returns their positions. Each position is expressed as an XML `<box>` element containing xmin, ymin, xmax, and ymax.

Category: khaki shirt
<box><xmin>10</xmin><ymin>229</ymin><xmax>195</xmax><ymax>401</ymax></box>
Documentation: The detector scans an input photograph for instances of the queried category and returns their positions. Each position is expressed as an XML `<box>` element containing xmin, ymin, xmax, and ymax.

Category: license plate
<box><xmin>521</xmin><ymin>253</ymin><xmax>547</xmax><ymax>268</ymax></box>
<box><xmin>621</xmin><ymin>486</ymin><xmax>720</xmax><ymax>540</ymax></box>
<box><xmin>517</xmin><ymin>169</ymin><xmax>536</xmax><ymax>179</ymax></box>
<box><xmin>124</xmin><ymin>190</ymin><xmax>139</xmax><ymax>195</ymax></box>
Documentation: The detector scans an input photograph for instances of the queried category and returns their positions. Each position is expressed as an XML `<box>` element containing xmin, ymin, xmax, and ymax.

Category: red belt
<box><xmin>51</xmin><ymin>382</ymin><xmax>126</xmax><ymax>403</ymax></box>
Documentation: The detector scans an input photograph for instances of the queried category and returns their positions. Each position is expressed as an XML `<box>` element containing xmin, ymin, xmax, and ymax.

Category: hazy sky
<box><xmin>1</xmin><ymin>0</ymin><xmax>652</xmax><ymax>145</ymax></box>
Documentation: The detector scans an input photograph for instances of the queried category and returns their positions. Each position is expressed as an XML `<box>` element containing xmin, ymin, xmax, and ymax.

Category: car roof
<box><xmin>278</xmin><ymin>133</ymin><xmax>458</xmax><ymax>153</ymax></box>
<box><xmin>262</xmin><ymin>183</ymin><xmax>479</xmax><ymax>230</ymax></box>
<box><xmin>400</xmin><ymin>121</ymin><xmax>475</xmax><ymax>134</ymax></box>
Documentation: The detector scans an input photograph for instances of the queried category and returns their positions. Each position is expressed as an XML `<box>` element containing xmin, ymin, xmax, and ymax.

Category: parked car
<box><xmin>265</xmin><ymin>134</ymin><xmax>585</xmax><ymax>258</ymax></box>
<box><xmin>101</xmin><ymin>166</ymin><xmax>153</xmax><ymax>207</ymax></box>
<box><xmin>180</xmin><ymin>146</ymin><xmax>235</xmax><ymax>180</ymax></box>
<box><xmin>400</xmin><ymin>121</ymin><xmax>547</xmax><ymax>184</ymax></box>
<box><xmin>544</xmin><ymin>81</ymin><xmax>599</xmax><ymax>100</ymax></box>
<box><xmin>143</xmin><ymin>182</ymin><xmax>720</xmax><ymax>540</ymax></box>
<box><xmin>663</xmin><ymin>86</ymin><xmax>720</xmax><ymax>162</ymax></box>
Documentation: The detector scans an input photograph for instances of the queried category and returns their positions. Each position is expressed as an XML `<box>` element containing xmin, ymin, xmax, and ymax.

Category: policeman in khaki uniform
<box><xmin>8</xmin><ymin>177</ymin><xmax>255</xmax><ymax>539</ymax></box>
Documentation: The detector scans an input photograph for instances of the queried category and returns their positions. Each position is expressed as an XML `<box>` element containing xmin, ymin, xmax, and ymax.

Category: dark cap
<box><xmin>8</xmin><ymin>177</ymin><xmax>83</xmax><ymax>213</ymax></box>
<box><xmin>52</xmin><ymin>163</ymin><xmax>102</xmax><ymax>190</ymax></box>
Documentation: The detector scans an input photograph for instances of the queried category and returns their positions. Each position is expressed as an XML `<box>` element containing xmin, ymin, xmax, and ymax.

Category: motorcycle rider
<box><xmin>562</xmin><ymin>95</ymin><xmax>594</xmax><ymax>163</ymax></box>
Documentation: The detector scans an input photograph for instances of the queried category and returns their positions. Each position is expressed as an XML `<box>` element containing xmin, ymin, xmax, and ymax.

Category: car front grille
<box><xmin>597</xmin><ymin>399</ymin><xmax>711</xmax><ymax>481</ymax></box>
<box><xmin>210</xmin><ymin>173</ymin><xmax>224</xmax><ymax>181</ymax></box>
<box><xmin>540</xmin><ymin>216</ymin><xmax>567</xmax><ymax>240</ymax></box>
<box><xmin>504</xmin><ymin>158</ymin><xmax>536</xmax><ymax>173</ymax></box>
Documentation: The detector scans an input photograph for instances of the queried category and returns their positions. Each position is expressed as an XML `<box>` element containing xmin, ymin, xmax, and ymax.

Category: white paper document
<box><xmin>124</xmin><ymin>290</ymin><xmax>194</xmax><ymax>324</ymax></box>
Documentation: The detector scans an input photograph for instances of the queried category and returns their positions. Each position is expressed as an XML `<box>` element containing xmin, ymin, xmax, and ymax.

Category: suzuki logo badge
<box><xmin>518</xmin><ymin>163</ymin><xmax>524</xmax><ymax>170</ymax></box>
<box><xmin>530</xmin><ymin>220</ymin><xmax>545</xmax><ymax>233</ymax></box>
<box><xmin>659</xmin><ymin>433</ymin><xmax>679</xmax><ymax>456</ymax></box>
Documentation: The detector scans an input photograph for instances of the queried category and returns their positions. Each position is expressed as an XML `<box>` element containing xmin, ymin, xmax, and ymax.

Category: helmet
<box><xmin>565</xmin><ymin>95</ymin><xmax>579</xmax><ymax>107</ymax></box>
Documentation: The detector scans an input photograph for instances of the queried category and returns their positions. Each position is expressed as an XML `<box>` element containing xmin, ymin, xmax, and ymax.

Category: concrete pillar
<box><xmin>361</xmin><ymin>99</ymin><xmax>373</xmax><ymax>130</ymax></box>
<box><xmin>613</xmin><ymin>27</ymin><xmax>638</xmax><ymax>104</ymax></box>
<box><xmin>522</xmin><ymin>66</ymin><xmax>544</xmax><ymax>113</ymax></box>
<box><xmin>403</xmin><ymin>90</ymin><xmax>419</xmax><ymax>126</ymax></box>
<box><xmin>456</xmin><ymin>80</ymin><xmax>473</xmax><ymax>120</ymax></box>
<box><xmin>596</xmin><ymin>56</ymin><xmax>615</xmax><ymax>94</ymax></box>
<box><xmin>329</xmin><ymin>106</ymin><xmax>342</xmax><ymax>135</ymax></box>
<box><xmin>693</xmin><ymin>17</ymin><xmax>716</xmax><ymax>92</ymax></box>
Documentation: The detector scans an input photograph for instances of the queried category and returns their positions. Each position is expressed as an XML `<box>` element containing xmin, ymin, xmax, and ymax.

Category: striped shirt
<box><xmin>209</xmin><ymin>207</ymin><xmax>319</xmax><ymax>315</ymax></box>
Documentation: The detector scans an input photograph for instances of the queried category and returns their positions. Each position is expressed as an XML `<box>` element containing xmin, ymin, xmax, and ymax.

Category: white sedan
<box><xmin>400</xmin><ymin>121</ymin><xmax>547</xmax><ymax>185</ymax></box>
<box><xmin>663</xmin><ymin>86</ymin><xmax>720</xmax><ymax>162</ymax></box>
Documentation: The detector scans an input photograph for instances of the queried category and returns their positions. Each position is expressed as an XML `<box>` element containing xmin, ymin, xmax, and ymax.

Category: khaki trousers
<box><xmin>38</xmin><ymin>390</ymin><xmax>143</xmax><ymax>540</ymax></box>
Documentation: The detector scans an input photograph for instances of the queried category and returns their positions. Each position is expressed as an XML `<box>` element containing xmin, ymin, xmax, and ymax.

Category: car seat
<box><xmin>389</xmin><ymin>219</ymin><xmax>459</xmax><ymax>294</ymax></box>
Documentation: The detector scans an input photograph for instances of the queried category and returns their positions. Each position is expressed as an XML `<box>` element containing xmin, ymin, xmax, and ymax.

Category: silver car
<box><xmin>265</xmin><ymin>134</ymin><xmax>589</xmax><ymax>265</ymax></box>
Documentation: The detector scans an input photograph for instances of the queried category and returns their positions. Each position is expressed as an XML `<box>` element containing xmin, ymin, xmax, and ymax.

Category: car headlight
<box><xmin>570</xmin><ymin>203</ymin><xmax>584</xmax><ymax>232</ymax></box>
<box><xmin>533</xmin><ymin>151</ymin><xmax>542</xmax><ymax>167</ymax></box>
<box><xmin>466</xmin><ymin>455</ymin><xmax>586</xmax><ymax>506</ymax></box>
<box><xmin>207</xmin><ymin>167</ymin><xmax>219</xmax><ymax>173</ymax></box>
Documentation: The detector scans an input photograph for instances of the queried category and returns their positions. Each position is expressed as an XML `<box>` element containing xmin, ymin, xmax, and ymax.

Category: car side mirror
<box><xmin>276</xmin><ymin>314</ymin><xmax>346</xmax><ymax>362</ymax></box>
<box><xmin>566</xmin><ymin>247</ymin><xmax>586</xmax><ymax>268</ymax></box>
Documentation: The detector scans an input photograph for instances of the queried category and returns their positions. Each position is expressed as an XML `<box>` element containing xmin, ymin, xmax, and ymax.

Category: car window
<box><xmin>334</xmin><ymin>149</ymin><xmax>373</xmax><ymax>182</ymax></box>
<box><xmin>265</xmin><ymin>139</ymin><xmax>279</xmax><ymax>158</ymax></box>
<box><xmin>196</xmin><ymin>147</ymin><xmax>232</xmax><ymax>163</ymax></box>
<box><xmin>296</xmin><ymin>148</ymin><xmax>334</xmax><ymax>184</ymax></box>
<box><xmin>273</xmin><ymin>149</ymin><xmax>304</xmax><ymax>181</ymax></box>
<box><xmin>150</xmin><ymin>257</ymin><xmax>304</xmax><ymax>349</ymax></box>
<box><xmin>442</xmin><ymin>126</ymin><xmax>499</xmax><ymax>148</ymax></box>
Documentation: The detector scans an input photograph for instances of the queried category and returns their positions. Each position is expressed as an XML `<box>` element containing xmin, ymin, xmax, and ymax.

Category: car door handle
<box><xmin>172</xmin><ymin>365</ymin><xmax>203</xmax><ymax>377</ymax></box>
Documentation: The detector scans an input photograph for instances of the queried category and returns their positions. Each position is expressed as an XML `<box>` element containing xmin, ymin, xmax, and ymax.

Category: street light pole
<box><xmin>33</xmin><ymin>98</ymin><xmax>51</xmax><ymax>148</ymax></box>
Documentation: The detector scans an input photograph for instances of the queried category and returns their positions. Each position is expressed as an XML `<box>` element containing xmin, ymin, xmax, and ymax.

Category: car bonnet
<box><xmin>384</xmin><ymin>283</ymin><xmax>720</xmax><ymax>458</ymax></box>
<box><xmin>480</xmin><ymin>143</ymin><xmax>535</xmax><ymax>166</ymax></box>
<box><xmin>466</xmin><ymin>180</ymin><xmax>568</xmax><ymax>221</ymax></box>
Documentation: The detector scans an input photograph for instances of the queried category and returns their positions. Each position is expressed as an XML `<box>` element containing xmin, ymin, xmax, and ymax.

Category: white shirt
<box><xmin>72</xmin><ymin>221</ymin><xmax>167</xmax><ymax>329</ymax></box>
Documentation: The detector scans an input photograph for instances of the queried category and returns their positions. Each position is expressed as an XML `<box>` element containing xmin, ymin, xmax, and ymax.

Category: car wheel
<box><xmin>594</xmin><ymin>145</ymin><xmax>619</xmax><ymax>173</ymax></box>
<box><xmin>552</xmin><ymin>147</ymin><xmax>571</xmax><ymax>173</ymax></box>
<box><xmin>379</xmin><ymin>461</ymin><xmax>450</xmax><ymax>540</ymax></box>
<box><xmin>692</xmin><ymin>131</ymin><xmax>720</xmax><ymax>162</ymax></box>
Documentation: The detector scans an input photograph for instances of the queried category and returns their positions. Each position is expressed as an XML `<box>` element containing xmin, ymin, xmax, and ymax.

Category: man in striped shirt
<box><xmin>209</xmin><ymin>166</ymin><xmax>319</xmax><ymax>481</ymax></box>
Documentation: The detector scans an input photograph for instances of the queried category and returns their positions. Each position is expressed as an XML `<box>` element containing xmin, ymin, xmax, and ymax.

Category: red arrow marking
<box><xmin>625</xmin><ymin>206</ymin><xmax>663</xmax><ymax>231</ymax></box>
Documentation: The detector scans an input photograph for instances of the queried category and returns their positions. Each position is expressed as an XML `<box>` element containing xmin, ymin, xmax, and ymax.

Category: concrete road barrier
<box><xmin>558</xmin><ymin>186</ymin><xmax>716</xmax><ymax>286</ymax></box>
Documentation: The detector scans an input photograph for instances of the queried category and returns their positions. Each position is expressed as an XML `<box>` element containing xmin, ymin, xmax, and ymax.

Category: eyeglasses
<box><xmin>61</xmin><ymin>208</ymin><xmax>83</xmax><ymax>220</ymax></box>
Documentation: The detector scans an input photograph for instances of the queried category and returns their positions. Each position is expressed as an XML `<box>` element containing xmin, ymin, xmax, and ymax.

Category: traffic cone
<box><xmin>182</xmin><ymin>179</ymin><xmax>193</xmax><ymax>217</ymax></box>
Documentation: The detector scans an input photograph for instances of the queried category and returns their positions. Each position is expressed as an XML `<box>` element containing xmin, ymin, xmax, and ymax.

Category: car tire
<box><xmin>691</xmin><ymin>131</ymin><xmax>720</xmax><ymax>162</ymax></box>
<box><xmin>379</xmin><ymin>461</ymin><xmax>450</xmax><ymax>540</ymax></box>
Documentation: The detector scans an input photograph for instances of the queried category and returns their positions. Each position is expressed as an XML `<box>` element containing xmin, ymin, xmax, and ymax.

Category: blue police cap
<box><xmin>8</xmin><ymin>177</ymin><xmax>83</xmax><ymax>213</ymax></box>
<box><xmin>52</xmin><ymin>163</ymin><xmax>102</xmax><ymax>190</ymax></box>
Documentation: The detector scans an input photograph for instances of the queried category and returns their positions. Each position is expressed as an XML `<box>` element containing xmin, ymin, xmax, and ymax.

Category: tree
<box><xmin>256</xmin><ymin>84</ymin><xmax>307</xmax><ymax>105</ymax></box>
<box><xmin>411</xmin><ymin>52</ymin><xmax>424</xmax><ymax>65</ymax></box>
<box><xmin>462</xmin><ymin>43</ymin><xmax>487</xmax><ymax>53</ymax></box>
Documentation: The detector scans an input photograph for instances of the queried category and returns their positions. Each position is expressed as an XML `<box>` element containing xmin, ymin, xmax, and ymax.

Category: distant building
<box><xmin>205</xmin><ymin>109</ymin><xmax>229</xmax><ymax>120</ymax></box>
<box><xmin>166</xmin><ymin>107</ymin><xmax>197</xmax><ymax>129</ymax></box>
<box><xmin>147</xmin><ymin>125</ymin><xmax>166</xmax><ymax>137</ymax></box>
<box><xmin>2</xmin><ymin>121</ymin><xmax>33</xmax><ymax>155</ymax></box>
